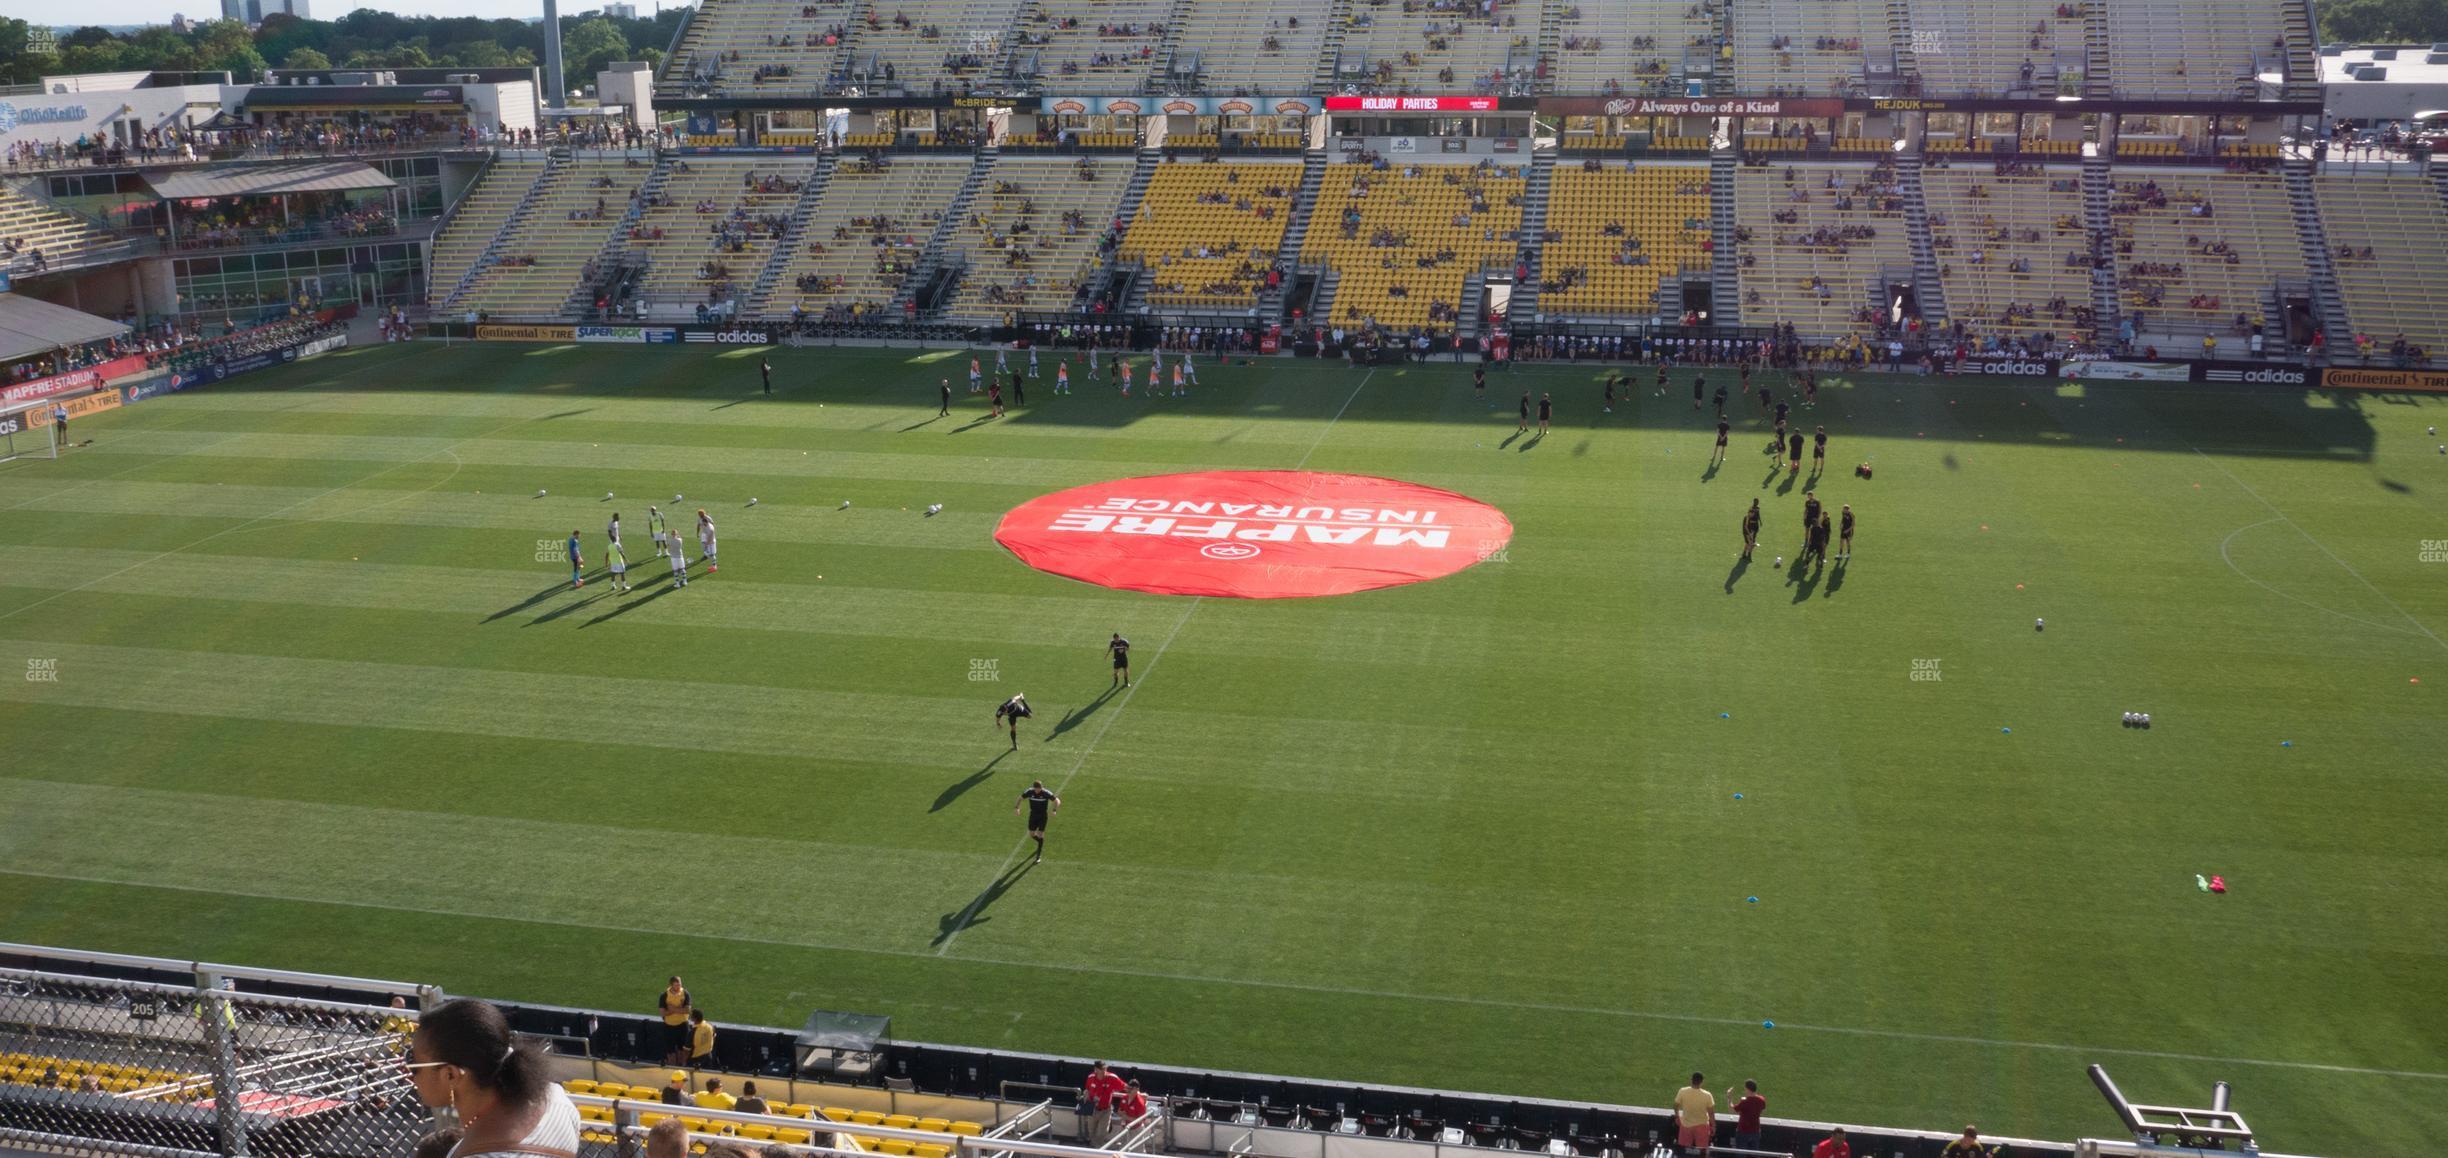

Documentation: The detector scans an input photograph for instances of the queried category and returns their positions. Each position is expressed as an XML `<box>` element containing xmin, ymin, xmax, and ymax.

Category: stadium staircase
<box><xmin>565</xmin><ymin>164</ymin><xmax>661</xmax><ymax>316</ymax></box>
<box><xmin>1313</xmin><ymin>0</ymin><xmax>1354</xmax><ymax>93</ymax></box>
<box><xmin>2080</xmin><ymin>152</ymin><xmax>2120</xmax><ymax>339</ymax></box>
<box><xmin>1532</xmin><ymin>0</ymin><xmax>1565</xmax><ymax>95</ymax></box>
<box><xmin>746</xmin><ymin>153</ymin><xmax>839</xmax><ymax>314</ymax></box>
<box><xmin>1311</xmin><ymin>268</ymin><xmax>1341</xmax><ymax>327</ymax></box>
<box><xmin>894</xmin><ymin>151</ymin><xmax>996</xmax><ymax>317</ymax></box>
<box><xmin>1508</xmin><ymin>151</ymin><xmax>1558</xmax><ymax>323</ymax></box>
<box><xmin>436</xmin><ymin>157</ymin><xmax>555</xmax><ymax>310</ymax></box>
<box><xmin>1892</xmin><ymin>153</ymin><xmax>1949</xmax><ymax>329</ymax></box>
<box><xmin>1082</xmin><ymin>149</ymin><xmax>1163</xmax><ymax>312</ymax></box>
<box><xmin>2277</xmin><ymin>0</ymin><xmax>2320</xmax><ymax>100</ymax></box>
<box><xmin>2081</xmin><ymin>0</ymin><xmax>2112</xmax><ymax>98</ymax></box>
<box><xmin>2433</xmin><ymin>159</ymin><xmax>2448</xmax><ymax>215</ymax></box>
<box><xmin>1884</xmin><ymin>0</ymin><xmax>1922</xmax><ymax>93</ymax></box>
<box><xmin>1260</xmin><ymin>149</ymin><xmax>1330</xmax><ymax>321</ymax></box>
<box><xmin>1709</xmin><ymin>147</ymin><xmax>1742</xmax><ymax>325</ymax></box>
<box><xmin>1145</xmin><ymin>0</ymin><xmax>1197</xmax><ymax>93</ymax></box>
<box><xmin>1457</xmin><ymin>272</ymin><xmax>1486</xmax><ymax>341</ymax></box>
<box><xmin>829</xmin><ymin>0</ymin><xmax>880</xmax><ymax>92</ymax></box>
<box><xmin>2280</xmin><ymin>155</ymin><xmax>2355</xmax><ymax>343</ymax></box>
<box><xmin>659</xmin><ymin>3</ymin><xmax>705</xmax><ymax>97</ymax></box>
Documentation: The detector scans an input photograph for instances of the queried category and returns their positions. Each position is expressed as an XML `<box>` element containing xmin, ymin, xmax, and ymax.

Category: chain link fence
<box><xmin>0</xmin><ymin>967</ymin><xmax>431</xmax><ymax>1158</ymax></box>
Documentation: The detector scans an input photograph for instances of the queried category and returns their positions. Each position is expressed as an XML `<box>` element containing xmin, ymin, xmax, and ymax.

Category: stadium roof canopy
<box><xmin>143</xmin><ymin>162</ymin><xmax>397</xmax><ymax>201</ymax></box>
<box><xmin>0</xmin><ymin>294</ymin><xmax>132</xmax><ymax>363</ymax></box>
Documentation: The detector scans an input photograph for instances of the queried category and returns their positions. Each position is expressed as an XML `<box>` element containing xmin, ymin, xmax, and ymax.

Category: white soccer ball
<box><xmin>927</xmin><ymin>503</ymin><xmax>943</xmax><ymax>515</ymax></box>
<box><xmin>674</xmin><ymin>493</ymin><xmax>684</xmax><ymax>502</ymax></box>
<box><xmin>2140</xmin><ymin>713</ymin><xmax>2151</xmax><ymax>726</ymax></box>
<box><xmin>1773</xmin><ymin>556</ymin><xmax>1782</xmax><ymax>567</ymax></box>
<box><xmin>749</xmin><ymin>497</ymin><xmax>759</xmax><ymax>506</ymax></box>
<box><xmin>605</xmin><ymin>491</ymin><xmax>615</xmax><ymax>500</ymax></box>
<box><xmin>537</xmin><ymin>488</ymin><xmax>547</xmax><ymax>497</ymax></box>
<box><xmin>2036</xmin><ymin>617</ymin><xmax>2046</xmax><ymax>631</ymax></box>
<box><xmin>839</xmin><ymin>499</ymin><xmax>851</xmax><ymax>509</ymax></box>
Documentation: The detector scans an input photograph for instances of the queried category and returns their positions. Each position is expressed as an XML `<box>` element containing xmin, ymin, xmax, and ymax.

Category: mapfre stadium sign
<box><xmin>995</xmin><ymin>471</ymin><xmax>1513</xmax><ymax>598</ymax></box>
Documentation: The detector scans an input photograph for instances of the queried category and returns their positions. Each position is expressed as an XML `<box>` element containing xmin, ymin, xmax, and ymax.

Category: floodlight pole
<box><xmin>542</xmin><ymin>0</ymin><xmax>568</xmax><ymax>110</ymax></box>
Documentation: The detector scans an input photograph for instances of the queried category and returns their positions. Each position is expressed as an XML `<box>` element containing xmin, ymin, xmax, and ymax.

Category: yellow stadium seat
<box><xmin>740</xmin><ymin>1125</ymin><xmax>778</xmax><ymax>1142</ymax></box>
<box><xmin>878</xmin><ymin>1142</ymin><xmax>915</xmax><ymax>1157</ymax></box>
<box><xmin>776</xmin><ymin>1129</ymin><xmax>814</xmax><ymax>1146</ymax></box>
<box><xmin>679</xmin><ymin>1118</ymin><xmax>708</xmax><ymax>1133</ymax></box>
<box><xmin>916</xmin><ymin>1118</ymin><xmax>951</xmax><ymax>1133</ymax></box>
<box><xmin>915</xmin><ymin>1144</ymin><xmax>953</xmax><ymax>1158</ymax></box>
<box><xmin>948</xmin><ymin>1122</ymin><xmax>984</xmax><ymax>1137</ymax></box>
<box><xmin>641</xmin><ymin>1113</ymin><xmax>673</xmax><ymax>1128</ymax></box>
<box><xmin>884</xmin><ymin>1115</ymin><xmax>919</xmax><ymax>1130</ymax></box>
<box><xmin>852</xmin><ymin>1111</ymin><xmax>887</xmax><ymax>1126</ymax></box>
<box><xmin>566</xmin><ymin>1080</ymin><xmax>599</xmax><ymax>1096</ymax></box>
<box><xmin>784</xmin><ymin>1104</ymin><xmax>815</xmax><ymax>1119</ymax></box>
<box><xmin>823</xmin><ymin>1107</ymin><xmax>857</xmax><ymax>1122</ymax></box>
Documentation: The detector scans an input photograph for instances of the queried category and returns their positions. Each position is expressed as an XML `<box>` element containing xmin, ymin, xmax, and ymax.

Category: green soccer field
<box><xmin>2</xmin><ymin>341</ymin><xmax>2443</xmax><ymax>1154</ymax></box>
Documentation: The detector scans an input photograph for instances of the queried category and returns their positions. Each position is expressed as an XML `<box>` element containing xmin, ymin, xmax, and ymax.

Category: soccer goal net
<box><xmin>0</xmin><ymin>403</ymin><xmax>60</xmax><ymax>464</ymax></box>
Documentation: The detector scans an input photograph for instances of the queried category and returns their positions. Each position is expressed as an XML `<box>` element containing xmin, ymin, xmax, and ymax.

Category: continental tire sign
<box><xmin>476</xmin><ymin>324</ymin><xmax>577</xmax><ymax>342</ymax></box>
<box><xmin>2321</xmin><ymin>367</ymin><xmax>2448</xmax><ymax>393</ymax></box>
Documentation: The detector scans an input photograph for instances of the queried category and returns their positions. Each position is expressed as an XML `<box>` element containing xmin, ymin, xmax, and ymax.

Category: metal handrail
<box><xmin>0</xmin><ymin>942</ymin><xmax>432</xmax><ymax>1002</ymax></box>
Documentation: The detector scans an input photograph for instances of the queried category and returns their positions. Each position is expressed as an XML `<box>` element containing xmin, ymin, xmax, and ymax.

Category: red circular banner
<box><xmin>994</xmin><ymin>470</ymin><xmax>1513</xmax><ymax>599</ymax></box>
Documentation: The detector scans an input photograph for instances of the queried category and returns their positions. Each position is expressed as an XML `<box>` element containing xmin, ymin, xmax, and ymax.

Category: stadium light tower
<box><xmin>541</xmin><ymin>0</ymin><xmax>567</xmax><ymax>109</ymax></box>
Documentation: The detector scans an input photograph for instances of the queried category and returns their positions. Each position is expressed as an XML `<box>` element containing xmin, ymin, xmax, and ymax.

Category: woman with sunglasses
<box><xmin>403</xmin><ymin>999</ymin><xmax>579</xmax><ymax>1158</ymax></box>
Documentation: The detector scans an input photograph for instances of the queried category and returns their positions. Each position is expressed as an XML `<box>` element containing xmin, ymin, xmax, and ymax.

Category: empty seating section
<box><xmin>2107</xmin><ymin>169</ymin><xmax>2300</xmax><ymax>336</ymax></box>
<box><xmin>1021</xmin><ymin>0</ymin><xmax>1168</xmax><ymax>93</ymax></box>
<box><xmin>1175</xmin><ymin>0</ymin><xmax>1330</xmax><ymax>94</ymax></box>
<box><xmin>1733</xmin><ymin>162</ymin><xmax>1911</xmax><ymax>339</ymax></box>
<box><xmin>1731</xmin><ymin>0</ymin><xmax>1876</xmax><ymax>95</ymax></box>
<box><xmin>1921</xmin><ymin>165</ymin><xmax>2093</xmax><ymax>338</ymax></box>
<box><xmin>1303</xmin><ymin>162</ymin><xmax>1525</xmax><ymax>331</ymax></box>
<box><xmin>429</xmin><ymin>158</ymin><xmax>545</xmax><ymax>304</ymax></box>
<box><xmin>667</xmin><ymin>0</ymin><xmax>850</xmax><ymax>96</ymax></box>
<box><xmin>457</xmin><ymin>160</ymin><xmax>651</xmax><ymax>315</ymax></box>
<box><xmin>1909</xmin><ymin>1</ymin><xmax>2071</xmax><ymax>96</ymax></box>
<box><xmin>762</xmin><ymin>156</ymin><xmax>969</xmax><ymax>318</ymax></box>
<box><xmin>624</xmin><ymin>158</ymin><xmax>818</xmax><ymax>314</ymax></box>
<box><xmin>1343</xmin><ymin>0</ymin><xmax>1524</xmax><ymax>94</ymax></box>
<box><xmin>1120</xmin><ymin>160</ymin><xmax>1301</xmax><ymax>309</ymax></box>
<box><xmin>2104</xmin><ymin>0</ymin><xmax>2284</xmax><ymax>98</ymax></box>
<box><xmin>2314</xmin><ymin>177</ymin><xmax>2448</xmax><ymax>353</ymax></box>
<box><xmin>1552</xmin><ymin>0</ymin><xmax>1712</xmax><ymax>97</ymax></box>
<box><xmin>858</xmin><ymin>0</ymin><xmax>1027</xmax><ymax>93</ymax></box>
<box><xmin>0</xmin><ymin>185</ymin><xmax>120</xmax><ymax>275</ymax></box>
<box><xmin>1538</xmin><ymin>162</ymin><xmax>1710</xmax><ymax>318</ymax></box>
<box><xmin>939</xmin><ymin>157</ymin><xmax>1132</xmax><ymax>322</ymax></box>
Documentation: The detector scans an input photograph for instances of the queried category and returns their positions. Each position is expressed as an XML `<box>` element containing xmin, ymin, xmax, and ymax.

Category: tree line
<box><xmin>1</xmin><ymin>8</ymin><xmax>691</xmax><ymax>98</ymax></box>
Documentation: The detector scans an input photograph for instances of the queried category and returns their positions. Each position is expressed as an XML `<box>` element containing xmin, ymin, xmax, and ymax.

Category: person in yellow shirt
<box><xmin>687</xmin><ymin>1010</ymin><xmax>716</xmax><ymax>1069</ymax></box>
<box><xmin>694</xmin><ymin>1077</ymin><xmax>738</xmax><ymax>1111</ymax></box>
<box><xmin>1671</xmin><ymin>1072</ymin><xmax>1716</xmax><ymax>1155</ymax></box>
<box><xmin>657</xmin><ymin>977</ymin><xmax>693</xmax><ymax>1066</ymax></box>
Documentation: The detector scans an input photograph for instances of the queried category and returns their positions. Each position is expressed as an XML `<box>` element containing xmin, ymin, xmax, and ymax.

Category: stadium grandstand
<box><xmin>0</xmin><ymin>943</ymin><xmax>2322</xmax><ymax>1158</ymax></box>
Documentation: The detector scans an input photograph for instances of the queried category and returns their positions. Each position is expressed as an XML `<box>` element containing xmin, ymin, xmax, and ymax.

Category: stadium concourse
<box><xmin>0</xmin><ymin>944</ymin><xmax>2304</xmax><ymax>1158</ymax></box>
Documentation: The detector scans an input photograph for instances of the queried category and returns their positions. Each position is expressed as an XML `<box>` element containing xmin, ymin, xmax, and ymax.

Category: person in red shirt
<box><xmin>1080</xmin><ymin>1062</ymin><xmax>1128</xmax><ymax>1142</ymax></box>
<box><xmin>1727</xmin><ymin>1080</ymin><xmax>1766</xmax><ymax>1151</ymax></box>
<box><xmin>1811</xmin><ymin>1127</ymin><xmax>1851</xmax><ymax>1158</ymax></box>
<box><xmin>1117</xmin><ymin>1081</ymin><xmax>1150</xmax><ymax>1125</ymax></box>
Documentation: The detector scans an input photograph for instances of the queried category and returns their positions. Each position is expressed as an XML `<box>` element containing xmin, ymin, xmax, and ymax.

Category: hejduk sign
<box><xmin>995</xmin><ymin>471</ymin><xmax>1514</xmax><ymax>598</ymax></box>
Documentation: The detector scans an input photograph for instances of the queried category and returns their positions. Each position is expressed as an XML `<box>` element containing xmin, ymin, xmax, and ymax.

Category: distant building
<box><xmin>221</xmin><ymin>0</ymin><xmax>311</xmax><ymax>21</ymax></box>
<box><xmin>601</xmin><ymin>3</ymin><xmax>638</xmax><ymax>17</ymax></box>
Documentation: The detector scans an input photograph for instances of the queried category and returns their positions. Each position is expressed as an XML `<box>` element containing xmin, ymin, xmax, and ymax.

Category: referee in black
<box><xmin>1016</xmin><ymin>780</ymin><xmax>1060</xmax><ymax>863</ymax></box>
<box><xmin>760</xmin><ymin>358</ymin><xmax>772</xmax><ymax>394</ymax></box>
<box><xmin>1108</xmin><ymin>632</ymin><xmax>1131</xmax><ymax>687</ymax></box>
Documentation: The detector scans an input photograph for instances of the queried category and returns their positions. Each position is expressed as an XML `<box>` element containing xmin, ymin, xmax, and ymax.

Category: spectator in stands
<box><xmin>697</xmin><ymin>1077</ymin><xmax>739</xmax><ymax>1110</ymax></box>
<box><xmin>646</xmin><ymin>1118</ymin><xmax>690</xmax><ymax>1158</ymax></box>
<box><xmin>1117</xmin><ymin>1081</ymin><xmax>1150</xmax><ymax>1126</ymax></box>
<box><xmin>1672</xmin><ymin>1073</ymin><xmax>1715</xmax><ymax>1155</ymax></box>
<box><xmin>662</xmin><ymin>1072</ymin><xmax>689</xmax><ymax>1105</ymax></box>
<box><xmin>1081</xmin><ymin>1062</ymin><xmax>1128</xmax><ymax>1142</ymax></box>
<box><xmin>1939</xmin><ymin>1127</ymin><xmax>1990</xmax><ymax>1157</ymax></box>
<box><xmin>404</xmin><ymin>998</ymin><xmax>579</xmax><ymax>1158</ymax></box>
<box><xmin>735</xmin><ymin>1080</ymin><xmax>771</xmax><ymax>1116</ymax></box>
<box><xmin>658</xmin><ymin>976</ymin><xmax>694</xmax><ymax>1065</ymax></box>
<box><xmin>688</xmin><ymin>1010</ymin><xmax>717</xmax><ymax>1069</ymax></box>
<box><xmin>1725</xmin><ymin>1081</ymin><xmax>1764</xmax><ymax>1151</ymax></box>
<box><xmin>1809</xmin><ymin>1127</ymin><xmax>1850</xmax><ymax>1158</ymax></box>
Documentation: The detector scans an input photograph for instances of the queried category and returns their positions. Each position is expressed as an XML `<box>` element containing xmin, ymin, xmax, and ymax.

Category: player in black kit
<box><xmin>1742</xmin><ymin>498</ymin><xmax>1761</xmax><ymax>559</ymax></box>
<box><xmin>1537</xmin><ymin>392</ymin><xmax>1554</xmax><ymax>434</ymax></box>
<box><xmin>995</xmin><ymin>693</ymin><xmax>1034</xmax><ymax>750</ymax></box>
<box><xmin>1015</xmin><ymin>780</ymin><xmax>1060</xmax><ymax>862</ymax></box>
<box><xmin>1711</xmin><ymin>416</ymin><xmax>1731</xmax><ymax>465</ymax></box>
<box><xmin>1838</xmin><ymin>504</ymin><xmax>1855</xmax><ymax>560</ymax></box>
<box><xmin>1800</xmin><ymin>492</ymin><xmax>1823</xmax><ymax>554</ymax></box>
<box><xmin>1518</xmin><ymin>391</ymin><xmax>1532</xmax><ymax>432</ymax></box>
<box><xmin>1787</xmin><ymin>430</ymin><xmax>1805</xmax><ymax>475</ymax></box>
<box><xmin>1108</xmin><ymin>633</ymin><xmax>1131</xmax><ymax>686</ymax></box>
<box><xmin>1475</xmin><ymin>363</ymin><xmax>1486</xmax><ymax>400</ymax></box>
<box><xmin>1688</xmin><ymin>367</ymin><xmax>1701</xmax><ymax>409</ymax></box>
<box><xmin>1712</xmin><ymin>380</ymin><xmax>1728</xmax><ymax>417</ymax></box>
<box><xmin>1812</xmin><ymin>425</ymin><xmax>1828</xmax><ymax>472</ymax></box>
